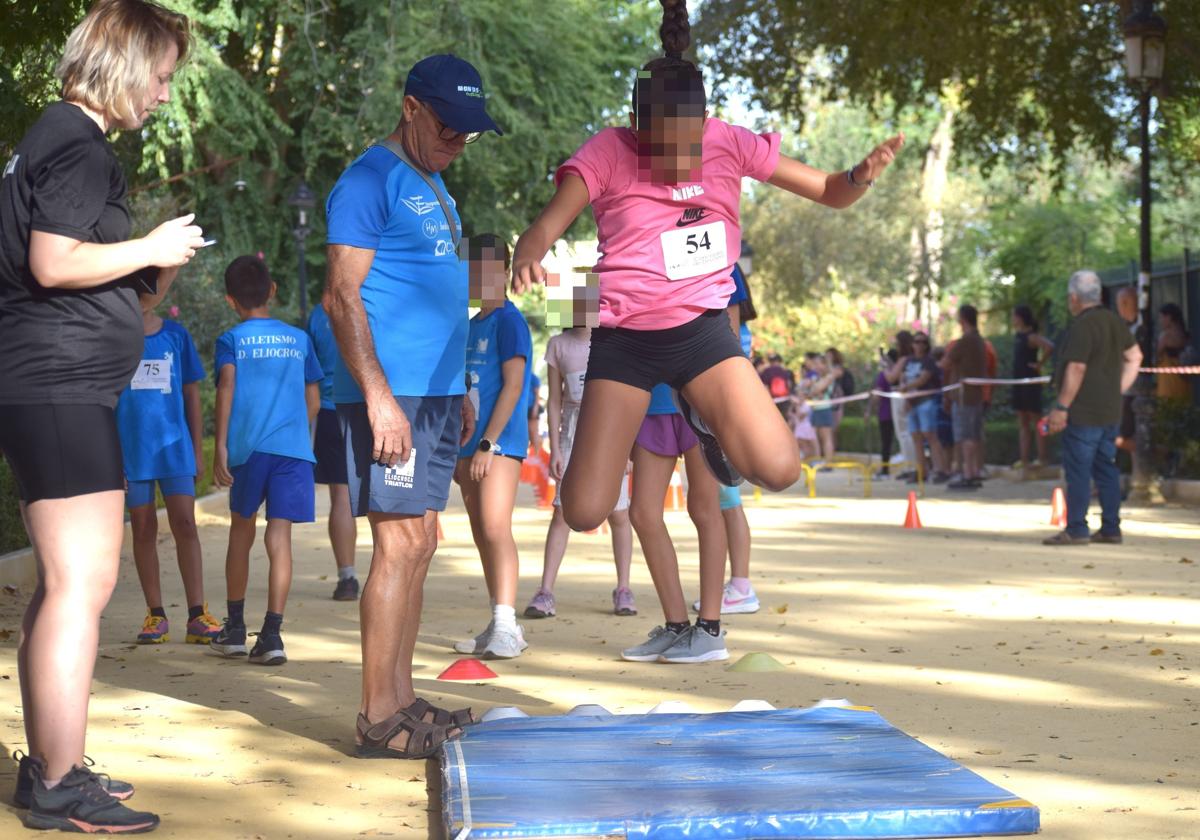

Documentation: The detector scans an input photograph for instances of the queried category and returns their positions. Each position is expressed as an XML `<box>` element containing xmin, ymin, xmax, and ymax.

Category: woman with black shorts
<box><xmin>1010</xmin><ymin>305</ymin><xmax>1054</xmax><ymax>470</ymax></box>
<box><xmin>0</xmin><ymin>1</ymin><xmax>202</xmax><ymax>832</ymax></box>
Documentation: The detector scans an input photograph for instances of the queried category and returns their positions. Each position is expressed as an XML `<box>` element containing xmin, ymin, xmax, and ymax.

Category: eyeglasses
<box><xmin>421</xmin><ymin>101</ymin><xmax>481</xmax><ymax>145</ymax></box>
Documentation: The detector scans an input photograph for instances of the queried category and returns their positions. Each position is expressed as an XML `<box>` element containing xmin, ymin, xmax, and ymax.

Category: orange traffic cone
<box><xmin>1050</xmin><ymin>487</ymin><xmax>1066</xmax><ymax>527</ymax></box>
<box><xmin>664</xmin><ymin>461</ymin><xmax>685</xmax><ymax>511</ymax></box>
<box><xmin>903</xmin><ymin>491</ymin><xmax>922</xmax><ymax>529</ymax></box>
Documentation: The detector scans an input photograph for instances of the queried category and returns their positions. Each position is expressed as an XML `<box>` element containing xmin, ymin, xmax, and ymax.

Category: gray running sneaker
<box><xmin>621</xmin><ymin>626</ymin><xmax>684</xmax><ymax>662</ymax></box>
<box><xmin>658</xmin><ymin>625</ymin><xmax>729</xmax><ymax>664</ymax></box>
<box><xmin>482</xmin><ymin>625</ymin><xmax>528</xmax><ymax>660</ymax></box>
<box><xmin>453</xmin><ymin>621</ymin><xmax>494</xmax><ymax>655</ymax></box>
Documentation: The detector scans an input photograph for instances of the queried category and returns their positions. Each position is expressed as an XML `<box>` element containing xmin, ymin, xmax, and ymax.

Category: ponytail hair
<box><xmin>631</xmin><ymin>0</ymin><xmax>706</xmax><ymax>126</ymax></box>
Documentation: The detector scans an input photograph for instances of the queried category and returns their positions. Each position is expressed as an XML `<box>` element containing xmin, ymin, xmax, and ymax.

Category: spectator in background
<box><xmin>885</xmin><ymin>331</ymin><xmax>919</xmax><ymax>480</ymax></box>
<box><xmin>759</xmin><ymin>353</ymin><xmax>795</xmax><ymax>419</ymax></box>
<box><xmin>1044</xmin><ymin>270</ymin><xmax>1142</xmax><ymax>546</ymax></box>
<box><xmin>868</xmin><ymin>349</ymin><xmax>898</xmax><ymax>477</ymax></box>
<box><xmin>895</xmin><ymin>332</ymin><xmax>950</xmax><ymax>483</ymax></box>
<box><xmin>1156</xmin><ymin>303</ymin><xmax>1192</xmax><ymax>404</ymax></box>
<box><xmin>1011</xmin><ymin>304</ymin><xmax>1055</xmax><ymax>470</ymax></box>
<box><xmin>825</xmin><ymin>347</ymin><xmax>847</xmax><ymax>449</ymax></box>
<box><xmin>945</xmin><ymin>304</ymin><xmax>988</xmax><ymax>490</ymax></box>
<box><xmin>1114</xmin><ymin>287</ymin><xmax>1140</xmax><ymax>453</ymax></box>
<box><xmin>932</xmin><ymin>345</ymin><xmax>956</xmax><ymax>473</ymax></box>
<box><xmin>806</xmin><ymin>353</ymin><xmax>839</xmax><ymax>469</ymax></box>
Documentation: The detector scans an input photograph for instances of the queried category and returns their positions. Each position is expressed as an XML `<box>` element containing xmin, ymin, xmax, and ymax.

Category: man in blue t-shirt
<box><xmin>323</xmin><ymin>54</ymin><xmax>502</xmax><ymax>759</ymax></box>
<box><xmin>307</xmin><ymin>303</ymin><xmax>359</xmax><ymax>601</ymax></box>
<box><xmin>210</xmin><ymin>256</ymin><xmax>323</xmax><ymax>667</ymax></box>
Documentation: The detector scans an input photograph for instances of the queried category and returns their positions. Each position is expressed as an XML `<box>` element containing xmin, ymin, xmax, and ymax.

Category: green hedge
<box><xmin>0</xmin><ymin>438</ymin><xmax>219</xmax><ymax>556</ymax></box>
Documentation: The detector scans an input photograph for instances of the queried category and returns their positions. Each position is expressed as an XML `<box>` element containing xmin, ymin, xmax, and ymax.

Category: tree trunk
<box><xmin>907</xmin><ymin>103</ymin><xmax>956</xmax><ymax>333</ymax></box>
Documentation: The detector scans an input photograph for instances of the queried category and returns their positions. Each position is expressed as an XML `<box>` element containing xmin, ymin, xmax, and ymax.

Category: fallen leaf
<box><xmin>773</xmin><ymin>604</ymin><xmax>788</xmax><ymax>614</ymax></box>
<box><xmin>1150</xmin><ymin>649</ymin><xmax>1165</xmax><ymax>656</ymax></box>
<box><xmin>975</xmin><ymin>749</ymin><xmax>1001</xmax><ymax>755</ymax></box>
<box><xmin>1180</xmin><ymin>558</ymin><xmax>1193</xmax><ymax>564</ymax></box>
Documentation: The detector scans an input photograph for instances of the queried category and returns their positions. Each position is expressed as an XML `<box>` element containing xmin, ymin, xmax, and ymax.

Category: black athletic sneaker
<box><xmin>210</xmin><ymin>620</ymin><xmax>248</xmax><ymax>657</ymax></box>
<box><xmin>248</xmin><ymin>633</ymin><xmax>287</xmax><ymax>666</ymax></box>
<box><xmin>674</xmin><ymin>392</ymin><xmax>742</xmax><ymax>487</ymax></box>
<box><xmin>332</xmin><ymin>576</ymin><xmax>360</xmax><ymax>601</ymax></box>
<box><xmin>13</xmin><ymin>752</ymin><xmax>134</xmax><ymax>809</ymax></box>
<box><xmin>24</xmin><ymin>764</ymin><xmax>158</xmax><ymax>834</ymax></box>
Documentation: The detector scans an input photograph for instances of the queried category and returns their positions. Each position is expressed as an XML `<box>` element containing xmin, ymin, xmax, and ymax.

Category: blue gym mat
<box><xmin>440</xmin><ymin>705</ymin><xmax>1039</xmax><ymax>839</ymax></box>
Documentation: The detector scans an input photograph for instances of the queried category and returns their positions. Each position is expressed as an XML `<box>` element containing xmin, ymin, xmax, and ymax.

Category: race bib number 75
<box><xmin>660</xmin><ymin>220</ymin><xmax>728</xmax><ymax>281</ymax></box>
<box><xmin>130</xmin><ymin>358</ymin><xmax>172</xmax><ymax>392</ymax></box>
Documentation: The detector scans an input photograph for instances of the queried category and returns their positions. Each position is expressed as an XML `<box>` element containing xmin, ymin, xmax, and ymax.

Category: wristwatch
<box><xmin>1054</xmin><ymin>401</ymin><xmax>1070</xmax><ymax>412</ymax></box>
<box><xmin>478</xmin><ymin>438</ymin><xmax>501</xmax><ymax>455</ymax></box>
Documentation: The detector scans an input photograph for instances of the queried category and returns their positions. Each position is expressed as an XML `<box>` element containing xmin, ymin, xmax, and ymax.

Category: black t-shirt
<box><xmin>0</xmin><ymin>101</ymin><xmax>153</xmax><ymax>408</ymax></box>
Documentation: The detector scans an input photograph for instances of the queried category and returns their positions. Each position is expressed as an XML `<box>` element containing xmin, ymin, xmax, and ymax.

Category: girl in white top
<box><xmin>524</xmin><ymin>327</ymin><xmax>636</xmax><ymax>619</ymax></box>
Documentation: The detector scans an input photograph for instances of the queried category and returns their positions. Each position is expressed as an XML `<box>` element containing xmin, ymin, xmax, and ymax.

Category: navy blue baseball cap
<box><xmin>404</xmin><ymin>54</ymin><xmax>503</xmax><ymax>137</ymax></box>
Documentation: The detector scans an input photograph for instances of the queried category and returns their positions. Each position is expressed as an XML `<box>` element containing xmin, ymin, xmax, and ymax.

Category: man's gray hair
<box><xmin>1068</xmin><ymin>270</ymin><xmax>1102</xmax><ymax>304</ymax></box>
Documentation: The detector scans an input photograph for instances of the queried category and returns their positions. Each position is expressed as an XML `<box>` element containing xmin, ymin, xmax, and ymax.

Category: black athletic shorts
<box><xmin>0</xmin><ymin>404</ymin><xmax>125</xmax><ymax>503</ymax></box>
<box><xmin>313</xmin><ymin>407</ymin><xmax>348</xmax><ymax>485</ymax></box>
<box><xmin>585</xmin><ymin>308</ymin><xmax>744</xmax><ymax>392</ymax></box>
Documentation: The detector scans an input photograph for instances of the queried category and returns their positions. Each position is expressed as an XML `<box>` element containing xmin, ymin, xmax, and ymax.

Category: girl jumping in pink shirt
<box><xmin>512</xmin><ymin>0</ymin><xmax>903</xmax><ymax>539</ymax></box>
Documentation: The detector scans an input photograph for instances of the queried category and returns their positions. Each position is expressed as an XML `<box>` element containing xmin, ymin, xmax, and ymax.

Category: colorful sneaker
<box><xmin>482</xmin><ymin>625</ymin><xmax>528</xmax><ymax>660</ymax></box>
<box><xmin>658</xmin><ymin>625</ymin><xmax>730</xmax><ymax>664</ymax></box>
<box><xmin>209</xmin><ymin>620</ymin><xmax>248</xmax><ymax>658</ymax></box>
<box><xmin>136</xmin><ymin>613</ymin><xmax>169</xmax><ymax>645</ymax></box>
<box><xmin>13</xmin><ymin>752</ymin><xmax>136</xmax><ymax>809</ymax></box>
<box><xmin>332</xmin><ymin>575</ymin><xmax>360</xmax><ymax>601</ymax></box>
<box><xmin>675</xmin><ymin>392</ymin><xmax>742</xmax><ymax>487</ymax></box>
<box><xmin>612</xmin><ymin>587</ymin><xmax>637</xmax><ymax>617</ymax></box>
<box><xmin>523</xmin><ymin>588</ymin><xmax>556</xmax><ymax>619</ymax></box>
<box><xmin>692</xmin><ymin>581</ymin><xmax>760</xmax><ymax>615</ymax></box>
<box><xmin>248</xmin><ymin>632</ymin><xmax>287</xmax><ymax>666</ymax></box>
<box><xmin>24</xmin><ymin>763</ymin><xmax>158</xmax><ymax>834</ymax></box>
<box><xmin>453</xmin><ymin>621</ymin><xmax>494</xmax><ymax>655</ymax></box>
<box><xmin>185</xmin><ymin>606</ymin><xmax>222</xmax><ymax>644</ymax></box>
<box><xmin>620</xmin><ymin>626</ymin><xmax>684</xmax><ymax>662</ymax></box>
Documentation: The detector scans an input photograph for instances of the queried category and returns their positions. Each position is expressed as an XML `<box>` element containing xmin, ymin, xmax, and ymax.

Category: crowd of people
<box><xmin>0</xmin><ymin>0</ymin><xmax>1191</xmax><ymax>834</ymax></box>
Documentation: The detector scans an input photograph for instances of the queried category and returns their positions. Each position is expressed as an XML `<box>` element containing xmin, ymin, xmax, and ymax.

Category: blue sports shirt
<box><xmin>306</xmin><ymin>303</ymin><xmax>340</xmax><ymax>410</ymax></box>
<box><xmin>215</xmin><ymin>318</ymin><xmax>324</xmax><ymax>467</ymax></box>
<box><xmin>326</xmin><ymin>145</ymin><xmax>468</xmax><ymax>402</ymax></box>
<box><xmin>116</xmin><ymin>319</ymin><xmax>205</xmax><ymax>481</ymax></box>
<box><xmin>461</xmin><ymin>300</ymin><xmax>532</xmax><ymax>458</ymax></box>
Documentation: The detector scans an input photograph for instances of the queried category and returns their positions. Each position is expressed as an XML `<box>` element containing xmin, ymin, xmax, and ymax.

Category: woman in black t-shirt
<box><xmin>1010</xmin><ymin>305</ymin><xmax>1055</xmax><ymax>470</ymax></box>
<box><xmin>0</xmin><ymin>1</ymin><xmax>201</xmax><ymax>831</ymax></box>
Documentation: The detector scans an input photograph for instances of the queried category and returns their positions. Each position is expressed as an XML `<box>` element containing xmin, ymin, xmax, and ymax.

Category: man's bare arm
<box><xmin>323</xmin><ymin>244</ymin><xmax>389</xmax><ymax>402</ymax></box>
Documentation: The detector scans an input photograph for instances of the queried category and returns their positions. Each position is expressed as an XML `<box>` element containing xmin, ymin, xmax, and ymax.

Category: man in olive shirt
<box><xmin>945</xmin><ymin>304</ymin><xmax>988</xmax><ymax>490</ymax></box>
<box><xmin>1045</xmin><ymin>270</ymin><xmax>1143</xmax><ymax>546</ymax></box>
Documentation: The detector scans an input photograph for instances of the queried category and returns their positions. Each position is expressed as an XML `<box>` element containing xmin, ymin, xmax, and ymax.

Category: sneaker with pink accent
<box><xmin>612</xmin><ymin>586</ymin><xmax>637</xmax><ymax>616</ymax></box>
<box><xmin>692</xmin><ymin>582</ymin><xmax>760</xmax><ymax>615</ymax></box>
<box><xmin>523</xmin><ymin>588</ymin><xmax>556</xmax><ymax>619</ymax></box>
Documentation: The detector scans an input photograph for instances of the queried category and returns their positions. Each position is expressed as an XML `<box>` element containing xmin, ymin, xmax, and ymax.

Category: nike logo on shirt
<box><xmin>675</xmin><ymin>208</ymin><xmax>711</xmax><ymax>227</ymax></box>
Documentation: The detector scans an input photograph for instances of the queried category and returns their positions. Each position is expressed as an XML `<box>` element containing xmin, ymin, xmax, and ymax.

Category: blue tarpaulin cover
<box><xmin>440</xmin><ymin>705</ymin><xmax>1039</xmax><ymax>839</ymax></box>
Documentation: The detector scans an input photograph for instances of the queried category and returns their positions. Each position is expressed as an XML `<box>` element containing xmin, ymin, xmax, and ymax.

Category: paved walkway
<box><xmin>0</xmin><ymin>471</ymin><xmax>1196</xmax><ymax>838</ymax></box>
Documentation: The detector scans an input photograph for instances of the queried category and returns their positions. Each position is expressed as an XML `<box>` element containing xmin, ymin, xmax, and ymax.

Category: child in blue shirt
<box><xmin>210</xmin><ymin>256</ymin><xmax>323</xmax><ymax>666</ymax></box>
<box><xmin>452</xmin><ymin>235</ymin><xmax>533</xmax><ymax>661</ymax></box>
<box><xmin>115</xmin><ymin>280</ymin><xmax>221</xmax><ymax>646</ymax></box>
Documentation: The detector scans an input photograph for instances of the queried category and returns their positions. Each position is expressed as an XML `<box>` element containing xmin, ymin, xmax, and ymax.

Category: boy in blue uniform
<box><xmin>210</xmin><ymin>256</ymin><xmax>323</xmax><ymax>665</ymax></box>
<box><xmin>307</xmin><ymin>302</ymin><xmax>359</xmax><ymax>600</ymax></box>
<box><xmin>452</xmin><ymin>235</ymin><xmax>533</xmax><ymax>660</ymax></box>
<box><xmin>116</xmin><ymin>281</ymin><xmax>221</xmax><ymax>645</ymax></box>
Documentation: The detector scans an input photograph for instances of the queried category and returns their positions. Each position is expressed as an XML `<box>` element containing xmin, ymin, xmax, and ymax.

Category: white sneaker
<box><xmin>453</xmin><ymin>621</ymin><xmax>494</xmax><ymax>655</ymax></box>
<box><xmin>692</xmin><ymin>582</ymin><xmax>760</xmax><ymax>615</ymax></box>
<box><xmin>482</xmin><ymin>624</ymin><xmax>528</xmax><ymax>660</ymax></box>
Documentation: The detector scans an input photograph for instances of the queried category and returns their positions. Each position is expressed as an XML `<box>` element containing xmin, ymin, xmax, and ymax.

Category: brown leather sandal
<box><xmin>404</xmin><ymin>698</ymin><xmax>474</xmax><ymax>729</ymax></box>
<box><xmin>355</xmin><ymin>711</ymin><xmax>451</xmax><ymax>759</ymax></box>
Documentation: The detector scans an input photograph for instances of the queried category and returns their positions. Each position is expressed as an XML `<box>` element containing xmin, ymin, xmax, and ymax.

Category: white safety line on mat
<box><xmin>451</xmin><ymin>738</ymin><xmax>472</xmax><ymax>839</ymax></box>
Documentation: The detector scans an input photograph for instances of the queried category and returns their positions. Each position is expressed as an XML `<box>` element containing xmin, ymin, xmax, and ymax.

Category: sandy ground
<box><xmin>0</xmin><ymin>469</ymin><xmax>1196</xmax><ymax>839</ymax></box>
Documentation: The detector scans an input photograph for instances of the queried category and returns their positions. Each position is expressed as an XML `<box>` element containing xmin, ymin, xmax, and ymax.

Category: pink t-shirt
<box><xmin>556</xmin><ymin>119</ymin><xmax>781</xmax><ymax>330</ymax></box>
<box><xmin>544</xmin><ymin>330</ymin><xmax>590</xmax><ymax>407</ymax></box>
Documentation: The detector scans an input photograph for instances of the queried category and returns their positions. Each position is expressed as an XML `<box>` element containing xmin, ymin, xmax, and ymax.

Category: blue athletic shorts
<box><xmin>718</xmin><ymin>483</ymin><xmax>742</xmax><ymax>511</ymax></box>
<box><xmin>908</xmin><ymin>399</ymin><xmax>940</xmax><ymax>434</ymax></box>
<box><xmin>339</xmin><ymin>396</ymin><xmax>463</xmax><ymax>517</ymax></box>
<box><xmin>229</xmin><ymin>451</ymin><xmax>315</xmax><ymax>522</ymax></box>
<box><xmin>126</xmin><ymin>475</ymin><xmax>195</xmax><ymax>509</ymax></box>
<box><xmin>313</xmin><ymin>407</ymin><xmax>348</xmax><ymax>485</ymax></box>
<box><xmin>810</xmin><ymin>407</ymin><xmax>835</xmax><ymax>428</ymax></box>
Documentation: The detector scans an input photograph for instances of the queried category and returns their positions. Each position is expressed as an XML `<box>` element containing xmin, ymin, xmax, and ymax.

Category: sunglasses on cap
<box><xmin>421</xmin><ymin>101</ymin><xmax>481</xmax><ymax>144</ymax></box>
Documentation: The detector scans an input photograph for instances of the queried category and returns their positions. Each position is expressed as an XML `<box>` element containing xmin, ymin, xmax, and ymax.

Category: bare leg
<box><xmin>538</xmin><ymin>506</ymin><xmax>571</xmax><ymax>591</ymax></box>
<box><xmin>263</xmin><ymin>519</ymin><xmax>293</xmax><ymax>615</ymax></box>
<box><xmin>327</xmin><ymin>484</ymin><xmax>357</xmax><ymax>571</ymax></box>
<box><xmin>682</xmin><ymin>446</ymin><xmax>726</xmax><ymax>622</ymax></box>
<box><xmin>460</xmin><ymin>457</ymin><xmax>521</xmax><ymax>608</ymax></box>
<box><xmin>818</xmin><ymin>427</ymin><xmax>835</xmax><ymax>461</ymax></box>
<box><xmin>962</xmin><ymin>440</ymin><xmax>980</xmax><ymax>480</ymax></box>
<box><xmin>628</xmin><ymin>446</ymin><xmax>687</xmax><ymax>624</ymax></box>
<box><xmin>128</xmin><ymin>503</ymin><xmax>162</xmax><ymax>610</ymax></box>
<box><xmin>164</xmin><ymin>494</ymin><xmax>204</xmax><ymax>608</ymax></box>
<box><xmin>360</xmin><ymin>511</ymin><xmax>435</xmax><ymax>737</ymax></box>
<box><xmin>455</xmin><ymin>460</ymin><xmax>497</xmax><ymax>601</ymax></box>
<box><xmin>679</xmin><ymin>357</ymin><xmax>801</xmax><ymax>491</ymax></box>
<box><xmin>929</xmin><ymin>434</ymin><xmax>949</xmax><ymax>475</ymax></box>
<box><xmin>911</xmin><ymin>432</ymin><xmax>927</xmax><ymax>477</ymax></box>
<box><xmin>19</xmin><ymin>491</ymin><xmax>124</xmax><ymax>782</ymax></box>
<box><xmin>722</xmin><ymin>505</ymin><xmax>751</xmax><ymax>580</ymax></box>
<box><xmin>607</xmin><ymin>507</ymin><xmax>633</xmax><ymax>589</ymax></box>
<box><xmin>225</xmin><ymin>512</ymin><xmax>257</xmax><ymax>602</ymax></box>
<box><xmin>1017</xmin><ymin>411</ymin><xmax>1033</xmax><ymax>465</ymax></box>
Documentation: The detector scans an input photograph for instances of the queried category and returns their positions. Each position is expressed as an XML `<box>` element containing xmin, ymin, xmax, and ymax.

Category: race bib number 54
<box><xmin>660</xmin><ymin>220</ymin><xmax>727</xmax><ymax>281</ymax></box>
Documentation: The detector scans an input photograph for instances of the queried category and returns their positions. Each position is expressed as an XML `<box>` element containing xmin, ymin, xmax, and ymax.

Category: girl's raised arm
<box><xmin>511</xmin><ymin>175</ymin><xmax>591</xmax><ymax>294</ymax></box>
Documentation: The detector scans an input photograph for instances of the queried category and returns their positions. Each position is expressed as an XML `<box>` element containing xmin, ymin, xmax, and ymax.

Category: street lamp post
<box><xmin>1123</xmin><ymin>1</ymin><xmax>1167</xmax><ymax>504</ymax></box>
<box><xmin>287</xmin><ymin>181</ymin><xmax>316</xmax><ymax>326</ymax></box>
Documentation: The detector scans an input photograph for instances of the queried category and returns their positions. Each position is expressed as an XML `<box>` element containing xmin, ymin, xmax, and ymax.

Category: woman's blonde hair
<box><xmin>57</xmin><ymin>0</ymin><xmax>191</xmax><ymax>126</ymax></box>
